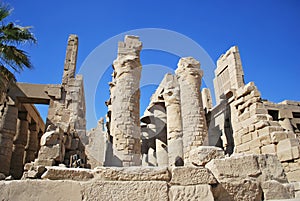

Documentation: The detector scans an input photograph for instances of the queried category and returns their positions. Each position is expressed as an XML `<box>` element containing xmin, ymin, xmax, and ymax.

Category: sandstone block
<box><xmin>271</xmin><ymin>131</ymin><xmax>288</xmax><ymax>144</ymax></box>
<box><xmin>170</xmin><ymin>167</ymin><xmax>217</xmax><ymax>185</ymax></box>
<box><xmin>41</xmin><ymin>166</ymin><xmax>94</xmax><ymax>181</ymax></box>
<box><xmin>81</xmin><ymin>180</ymin><xmax>168</xmax><ymax>201</ymax></box>
<box><xmin>169</xmin><ymin>184</ymin><xmax>214</xmax><ymax>201</ymax></box>
<box><xmin>286</xmin><ymin>169</ymin><xmax>300</xmax><ymax>182</ymax></box>
<box><xmin>261</xmin><ymin>144</ymin><xmax>276</xmax><ymax>154</ymax></box>
<box><xmin>38</xmin><ymin>144</ymin><xmax>63</xmax><ymax>162</ymax></box>
<box><xmin>189</xmin><ymin>146</ymin><xmax>224</xmax><ymax>166</ymax></box>
<box><xmin>261</xmin><ymin>180</ymin><xmax>294</xmax><ymax>200</ymax></box>
<box><xmin>93</xmin><ymin>166</ymin><xmax>170</xmax><ymax>181</ymax></box>
<box><xmin>0</xmin><ymin>180</ymin><xmax>82</xmax><ymax>201</ymax></box>
<box><xmin>277</xmin><ymin>138</ymin><xmax>300</xmax><ymax>162</ymax></box>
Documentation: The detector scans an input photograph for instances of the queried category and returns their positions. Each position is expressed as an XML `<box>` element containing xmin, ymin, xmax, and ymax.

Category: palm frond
<box><xmin>0</xmin><ymin>4</ymin><xmax>11</xmax><ymax>22</ymax></box>
<box><xmin>0</xmin><ymin>44</ymin><xmax>33</xmax><ymax>73</ymax></box>
<box><xmin>0</xmin><ymin>23</ymin><xmax>37</xmax><ymax>45</ymax></box>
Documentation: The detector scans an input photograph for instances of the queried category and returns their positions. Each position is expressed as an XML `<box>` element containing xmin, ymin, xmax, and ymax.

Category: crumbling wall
<box><xmin>33</xmin><ymin>35</ymin><xmax>88</xmax><ymax>169</ymax></box>
<box><xmin>230</xmin><ymin>82</ymin><xmax>300</xmax><ymax>182</ymax></box>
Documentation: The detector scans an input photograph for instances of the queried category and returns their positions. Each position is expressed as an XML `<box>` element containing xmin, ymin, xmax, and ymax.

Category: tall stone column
<box><xmin>0</xmin><ymin>102</ymin><xmax>18</xmax><ymax>176</ymax></box>
<box><xmin>175</xmin><ymin>57</ymin><xmax>208</xmax><ymax>163</ymax></box>
<box><xmin>110</xmin><ymin>35</ymin><xmax>142</xmax><ymax>166</ymax></box>
<box><xmin>10</xmin><ymin>111</ymin><xmax>29</xmax><ymax>179</ymax></box>
<box><xmin>162</xmin><ymin>74</ymin><xmax>184</xmax><ymax>167</ymax></box>
<box><xmin>24</xmin><ymin>121</ymin><xmax>38</xmax><ymax>163</ymax></box>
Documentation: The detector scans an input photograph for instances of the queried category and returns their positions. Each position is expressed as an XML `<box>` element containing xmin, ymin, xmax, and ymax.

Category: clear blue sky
<box><xmin>5</xmin><ymin>0</ymin><xmax>300</xmax><ymax>129</ymax></box>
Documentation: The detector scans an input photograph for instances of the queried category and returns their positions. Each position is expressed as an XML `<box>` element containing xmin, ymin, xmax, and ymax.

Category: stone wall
<box><xmin>1</xmin><ymin>154</ymin><xmax>299</xmax><ymax>200</ymax></box>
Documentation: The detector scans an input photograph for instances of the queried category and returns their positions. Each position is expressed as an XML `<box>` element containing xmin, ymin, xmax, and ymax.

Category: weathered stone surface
<box><xmin>169</xmin><ymin>184</ymin><xmax>214</xmax><ymax>201</ymax></box>
<box><xmin>170</xmin><ymin>167</ymin><xmax>217</xmax><ymax>185</ymax></box>
<box><xmin>94</xmin><ymin>166</ymin><xmax>170</xmax><ymax>181</ymax></box>
<box><xmin>261</xmin><ymin>180</ymin><xmax>294</xmax><ymax>200</ymax></box>
<box><xmin>0</xmin><ymin>180</ymin><xmax>82</xmax><ymax>201</ymax></box>
<box><xmin>81</xmin><ymin>181</ymin><xmax>168</xmax><ymax>201</ymax></box>
<box><xmin>41</xmin><ymin>166</ymin><xmax>94</xmax><ymax>181</ymax></box>
<box><xmin>189</xmin><ymin>146</ymin><xmax>224</xmax><ymax>166</ymax></box>
<box><xmin>222</xmin><ymin>179</ymin><xmax>262</xmax><ymax>201</ymax></box>
<box><xmin>206</xmin><ymin>154</ymin><xmax>288</xmax><ymax>200</ymax></box>
<box><xmin>206</xmin><ymin>154</ymin><xmax>287</xmax><ymax>183</ymax></box>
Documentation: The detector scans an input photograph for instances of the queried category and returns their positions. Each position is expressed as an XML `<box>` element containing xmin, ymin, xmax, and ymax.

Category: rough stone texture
<box><xmin>261</xmin><ymin>180</ymin><xmax>294</xmax><ymax>200</ymax></box>
<box><xmin>169</xmin><ymin>184</ymin><xmax>214</xmax><ymax>201</ymax></box>
<box><xmin>189</xmin><ymin>146</ymin><xmax>224</xmax><ymax>166</ymax></box>
<box><xmin>176</xmin><ymin>57</ymin><xmax>208</xmax><ymax>163</ymax></box>
<box><xmin>81</xmin><ymin>180</ymin><xmax>168</xmax><ymax>201</ymax></box>
<box><xmin>108</xmin><ymin>35</ymin><xmax>142</xmax><ymax>166</ymax></box>
<box><xmin>170</xmin><ymin>167</ymin><xmax>217</xmax><ymax>185</ymax></box>
<box><xmin>0</xmin><ymin>180</ymin><xmax>82</xmax><ymax>201</ymax></box>
<box><xmin>94</xmin><ymin>166</ymin><xmax>170</xmax><ymax>181</ymax></box>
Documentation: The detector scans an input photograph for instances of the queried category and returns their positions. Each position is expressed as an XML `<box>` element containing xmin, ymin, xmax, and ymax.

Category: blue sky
<box><xmin>5</xmin><ymin>0</ymin><xmax>300</xmax><ymax>129</ymax></box>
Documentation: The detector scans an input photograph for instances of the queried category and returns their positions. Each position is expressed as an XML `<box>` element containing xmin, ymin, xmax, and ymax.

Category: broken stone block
<box><xmin>261</xmin><ymin>180</ymin><xmax>294</xmax><ymax>200</ymax></box>
<box><xmin>38</xmin><ymin>144</ymin><xmax>64</xmax><ymax>162</ymax></box>
<box><xmin>170</xmin><ymin>167</ymin><xmax>217</xmax><ymax>185</ymax></box>
<box><xmin>41</xmin><ymin>166</ymin><xmax>94</xmax><ymax>181</ymax></box>
<box><xmin>221</xmin><ymin>179</ymin><xmax>262</xmax><ymax>201</ymax></box>
<box><xmin>169</xmin><ymin>184</ymin><xmax>214</xmax><ymax>201</ymax></box>
<box><xmin>189</xmin><ymin>146</ymin><xmax>224</xmax><ymax>166</ymax></box>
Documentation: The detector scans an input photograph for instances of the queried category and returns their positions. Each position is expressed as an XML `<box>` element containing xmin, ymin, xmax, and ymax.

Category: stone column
<box><xmin>24</xmin><ymin>121</ymin><xmax>38</xmax><ymax>163</ymax></box>
<box><xmin>10</xmin><ymin>111</ymin><xmax>28</xmax><ymax>179</ymax></box>
<box><xmin>162</xmin><ymin>74</ymin><xmax>184</xmax><ymax>167</ymax></box>
<box><xmin>175</xmin><ymin>57</ymin><xmax>208</xmax><ymax>163</ymax></box>
<box><xmin>110</xmin><ymin>35</ymin><xmax>142</xmax><ymax>166</ymax></box>
<box><xmin>0</xmin><ymin>103</ymin><xmax>18</xmax><ymax>176</ymax></box>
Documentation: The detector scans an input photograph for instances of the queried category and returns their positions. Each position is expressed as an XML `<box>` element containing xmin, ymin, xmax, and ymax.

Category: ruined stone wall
<box><xmin>230</xmin><ymin>82</ymin><xmax>300</xmax><ymax>182</ymax></box>
<box><xmin>1</xmin><ymin>154</ymin><xmax>299</xmax><ymax>200</ymax></box>
<box><xmin>34</xmin><ymin>35</ymin><xmax>87</xmax><ymax>169</ymax></box>
<box><xmin>213</xmin><ymin>46</ymin><xmax>244</xmax><ymax>105</ymax></box>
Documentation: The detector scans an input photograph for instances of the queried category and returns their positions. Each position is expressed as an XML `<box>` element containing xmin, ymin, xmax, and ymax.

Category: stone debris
<box><xmin>189</xmin><ymin>146</ymin><xmax>225</xmax><ymax>166</ymax></box>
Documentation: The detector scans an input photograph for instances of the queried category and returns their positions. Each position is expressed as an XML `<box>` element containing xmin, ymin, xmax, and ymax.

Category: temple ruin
<box><xmin>0</xmin><ymin>35</ymin><xmax>300</xmax><ymax>200</ymax></box>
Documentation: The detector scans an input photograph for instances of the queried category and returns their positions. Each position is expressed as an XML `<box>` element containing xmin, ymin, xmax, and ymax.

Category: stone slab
<box><xmin>41</xmin><ymin>166</ymin><xmax>94</xmax><ymax>181</ymax></box>
<box><xmin>169</xmin><ymin>184</ymin><xmax>214</xmax><ymax>201</ymax></box>
<box><xmin>93</xmin><ymin>166</ymin><xmax>170</xmax><ymax>181</ymax></box>
<box><xmin>170</xmin><ymin>167</ymin><xmax>217</xmax><ymax>185</ymax></box>
<box><xmin>81</xmin><ymin>180</ymin><xmax>168</xmax><ymax>201</ymax></box>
